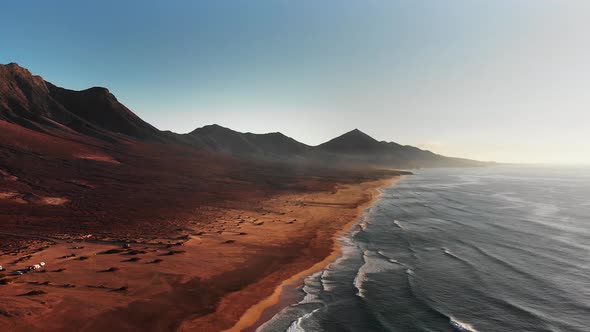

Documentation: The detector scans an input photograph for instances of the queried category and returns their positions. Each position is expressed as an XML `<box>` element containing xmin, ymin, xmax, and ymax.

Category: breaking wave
<box><xmin>449</xmin><ymin>318</ymin><xmax>479</xmax><ymax>332</ymax></box>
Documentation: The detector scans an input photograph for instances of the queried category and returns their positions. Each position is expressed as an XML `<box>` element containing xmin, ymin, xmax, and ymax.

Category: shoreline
<box><xmin>0</xmin><ymin>174</ymin><xmax>403</xmax><ymax>331</ymax></box>
<box><xmin>222</xmin><ymin>176</ymin><xmax>400</xmax><ymax>332</ymax></box>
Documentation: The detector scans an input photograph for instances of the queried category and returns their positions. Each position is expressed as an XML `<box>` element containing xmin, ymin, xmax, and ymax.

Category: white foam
<box><xmin>442</xmin><ymin>247</ymin><xmax>458</xmax><ymax>258</ymax></box>
<box><xmin>318</xmin><ymin>229</ymin><xmax>361</xmax><ymax>293</ymax></box>
<box><xmin>353</xmin><ymin>267</ymin><xmax>368</xmax><ymax>298</ymax></box>
<box><xmin>298</xmin><ymin>271</ymin><xmax>323</xmax><ymax>304</ymax></box>
<box><xmin>286</xmin><ymin>308</ymin><xmax>321</xmax><ymax>332</ymax></box>
<box><xmin>299</xmin><ymin>292</ymin><xmax>318</xmax><ymax>305</ymax></box>
<box><xmin>319</xmin><ymin>268</ymin><xmax>336</xmax><ymax>292</ymax></box>
<box><xmin>257</xmin><ymin>271</ymin><xmax>324</xmax><ymax>332</ymax></box>
<box><xmin>353</xmin><ymin>250</ymin><xmax>398</xmax><ymax>298</ymax></box>
<box><xmin>393</xmin><ymin>220</ymin><xmax>405</xmax><ymax>229</ymax></box>
<box><xmin>450</xmin><ymin>317</ymin><xmax>478</xmax><ymax>332</ymax></box>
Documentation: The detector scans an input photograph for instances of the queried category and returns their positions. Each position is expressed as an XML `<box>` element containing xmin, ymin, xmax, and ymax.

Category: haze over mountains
<box><xmin>0</xmin><ymin>63</ymin><xmax>489</xmax><ymax>168</ymax></box>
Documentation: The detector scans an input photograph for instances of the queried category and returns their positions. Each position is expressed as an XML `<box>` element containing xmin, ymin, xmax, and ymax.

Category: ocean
<box><xmin>257</xmin><ymin>166</ymin><xmax>590</xmax><ymax>332</ymax></box>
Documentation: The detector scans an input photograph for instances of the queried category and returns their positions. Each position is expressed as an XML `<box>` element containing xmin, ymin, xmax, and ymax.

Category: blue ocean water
<box><xmin>258</xmin><ymin>166</ymin><xmax>590</xmax><ymax>332</ymax></box>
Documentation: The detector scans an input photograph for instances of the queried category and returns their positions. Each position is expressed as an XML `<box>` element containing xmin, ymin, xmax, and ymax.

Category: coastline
<box><xmin>0</xmin><ymin>175</ymin><xmax>401</xmax><ymax>332</ymax></box>
<box><xmin>220</xmin><ymin>176</ymin><xmax>400</xmax><ymax>332</ymax></box>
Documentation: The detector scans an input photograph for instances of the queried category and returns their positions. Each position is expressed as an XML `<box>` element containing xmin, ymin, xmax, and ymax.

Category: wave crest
<box><xmin>450</xmin><ymin>317</ymin><xmax>478</xmax><ymax>332</ymax></box>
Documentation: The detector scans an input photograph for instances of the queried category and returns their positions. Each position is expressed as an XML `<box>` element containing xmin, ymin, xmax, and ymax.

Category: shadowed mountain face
<box><xmin>182</xmin><ymin>124</ymin><xmax>311</xmax><ymax>158</ymax></box>
<box><xmin>315</xmin><ymin>129</ymin><xmax>487</xmax><ymax>168</ymax></box>
<box><xmin>318</xmin><ymin>129</ymin><xmax>382</xmax><ymax>154</ymax></box>
<box><xmin>182</xmin><ymin>125</ymin><xmax>490</xmax><ymax>168</ymax></box>
<box><xmin>0</xmin><ymin>63</ymin><xmax>490</xmax><ymax>168</ymax></box>
<box><xmin>0</xmin><ymin>63</ymin><xmax>160</xmax><ymax>141</ymax></box>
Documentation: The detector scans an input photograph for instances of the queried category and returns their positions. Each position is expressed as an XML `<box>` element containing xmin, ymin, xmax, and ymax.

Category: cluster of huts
<box><xmin>3</xmin><ymin>261</ymin><xmax>47</xmax><ymax>275</ymax></box>
<box><xmin>28</xmin><ymin>261</ymin><xmax>46</xmax><ymax>271</ymax></box>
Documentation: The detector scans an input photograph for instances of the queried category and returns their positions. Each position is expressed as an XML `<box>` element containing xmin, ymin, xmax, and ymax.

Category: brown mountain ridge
<box><xmin>0</xmin><ymin>62</ymin><xmax>490</xmax><ymax>168</ymax></box>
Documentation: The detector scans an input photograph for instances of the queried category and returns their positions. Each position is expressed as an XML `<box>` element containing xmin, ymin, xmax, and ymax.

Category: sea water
<box><xmin>258</xmin><ymin>166</ymin><xmax>590</xmax><ymax>332</ymax></box>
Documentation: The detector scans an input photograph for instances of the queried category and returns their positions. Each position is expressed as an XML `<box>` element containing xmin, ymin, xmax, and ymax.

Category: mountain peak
<box><xmin>83</xmin><ymin>86</ymin><xmax>111</xmax><ymax>94</ymax></box>
<box><xmin>205</xmin><ymin>123</ymin><xmax>227</xmax><ymax>130</ymax></box>
<box><xmin>189</xmin><ymin>123</ymin><xmax>235</xmax><ymax>135</ymax></box>
<box><xmin>318</xmin><ymin>128</ymin><xmax>381</xmax><ymax>154</ymax></box>
<box><xmin>0</xmin><ymin>62</ymin><xmax>48</xmax><ymax>91</ymax></box>
<box><xmin>3</xmin><ymin>62</ymin><xmax>27</xmax><ymax>71</ymax></box>
<box><xmin>342</xmin><ymin>128</ymin><xmax>374</xmax><ymax>138</ymax></box>
<box><xmin>334</xmin><ymin>128</ymin><xmax>378</xmax><ymax>143</ymax></box>
<box><xmin>0</xmin><ymin>63</ymin><xmax>159</xmax><ymax>140</ymax></box>
<box><xmin>2</xmin><ymin>62</ymin><xmax>39</xmax><ymax>80</ymax></box>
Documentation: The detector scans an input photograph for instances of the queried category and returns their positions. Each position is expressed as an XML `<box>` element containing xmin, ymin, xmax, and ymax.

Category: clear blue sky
<box><xmin>2</xmin><ymin>1</ymin><xmax>589</xmax><ymax>164</ymax></box>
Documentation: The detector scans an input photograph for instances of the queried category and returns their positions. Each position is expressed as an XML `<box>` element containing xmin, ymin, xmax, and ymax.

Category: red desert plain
<box><xmin>0</xmin><ymin>170</ymin><xmax>399</xmax><ymax>332</ymax></box>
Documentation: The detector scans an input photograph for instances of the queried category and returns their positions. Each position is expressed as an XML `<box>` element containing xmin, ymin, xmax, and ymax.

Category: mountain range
<box><xmin>0</xmin><ymin>63</ymin><xmax>490</xmax><ymax>169</ymax></box>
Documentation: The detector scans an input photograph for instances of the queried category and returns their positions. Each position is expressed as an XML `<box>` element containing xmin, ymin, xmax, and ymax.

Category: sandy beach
<box><xmin>218</xmin><ymin>177</ymin><xmax>400</xmax><ymax>332</ymax></box>
<box><xmin>0</xmin><ymin>176</ymin><xmax>398</xmax><ymax>332</ymax></box>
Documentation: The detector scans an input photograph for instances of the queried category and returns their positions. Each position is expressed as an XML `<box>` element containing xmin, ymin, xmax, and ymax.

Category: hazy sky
<box><xmin>2</xmin><ymin>1</ymin><xmax>589</xmax><ymax>164</ymax></box>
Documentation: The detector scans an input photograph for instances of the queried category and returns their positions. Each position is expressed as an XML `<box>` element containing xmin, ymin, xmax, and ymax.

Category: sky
<box><xmin>2</xmin><ymin>1</ymin><xmax>589</xmax><ymax>164</ymax></box>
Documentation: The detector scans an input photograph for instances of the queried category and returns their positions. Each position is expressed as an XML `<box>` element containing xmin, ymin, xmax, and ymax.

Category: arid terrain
<box><xmin>1</xmin><ymin>63</ymin><xmax>482</xmax><ymax>331</ymax></box>
<box><xmin>0</xmin><ymin>175</ymin><xmax>397</xmax><ymax>331</ymax></box>
<box><xmin>0</xmin><ymin>116</ymin><xmax>402</xmax><ymax>331</ymax></box>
